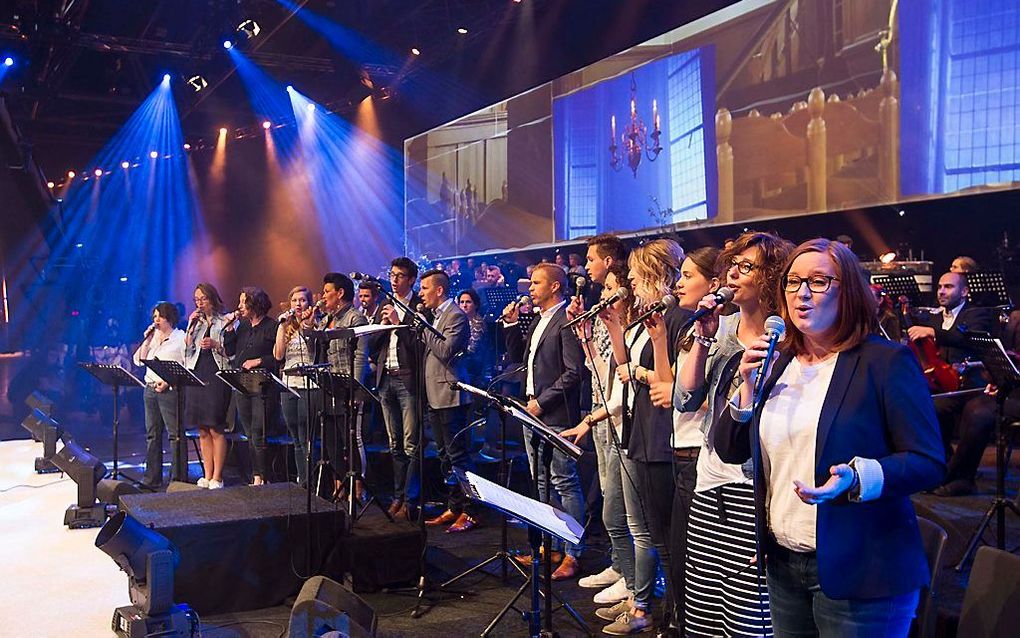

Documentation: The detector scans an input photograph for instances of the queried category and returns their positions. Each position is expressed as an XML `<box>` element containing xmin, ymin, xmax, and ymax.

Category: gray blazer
<box><xmin>422</xmin><ymin>300</ymin><xmax>470</xmax><ymax>410</ymax></box>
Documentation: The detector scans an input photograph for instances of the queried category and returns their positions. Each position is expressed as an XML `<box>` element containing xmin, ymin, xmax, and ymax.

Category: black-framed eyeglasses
<box><xmin>389</xmin><ymin>271</ymin><xmax>409</xmax><ymax>280</ymax></box>
<box><xmin>729</xmin><ymin>258</ymin><xmax>756</xmax><ymax>275</ymax></box>
<box><xmin>784</xmin><ymin>275</ymin><xmax>839</xmax><ymax>294</ymax></box>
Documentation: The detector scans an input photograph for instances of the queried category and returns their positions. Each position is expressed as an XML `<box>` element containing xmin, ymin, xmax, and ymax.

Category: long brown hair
<box><xmin>780</xmin><ymin>238</ymin><xmax>877</xmax><ymax>354</ymax></box>
<box><xmin>606</xmin><ymin>262</ymin><xmax>634</xmax><ymax>326</ymax></box>
<box><xmin>284</xmin><ymin>286</ymin><xmax>312</xmax><ymax>341</ymax></box>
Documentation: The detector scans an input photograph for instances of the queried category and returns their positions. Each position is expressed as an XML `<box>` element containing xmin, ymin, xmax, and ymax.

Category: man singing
<box><xmin>419</xmin><ymin>269</ymin><xmax>479</xmax><ymax>533</ymax></box>
<box><xmin>373</xmin><ymin>257</ymin><xmax>423</xmax><ymax>520</ymax></box>
<box><xmin>502</xmin><ymin>263</ymin><xmax>586</xmax><ymax>579</ymax></box>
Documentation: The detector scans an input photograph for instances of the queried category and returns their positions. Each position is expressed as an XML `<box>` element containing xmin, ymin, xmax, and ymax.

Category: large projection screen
<box><xmin>404</xmin><ymin>0</ymin><xmax>1020</xmax><ymax>258</ymax></box>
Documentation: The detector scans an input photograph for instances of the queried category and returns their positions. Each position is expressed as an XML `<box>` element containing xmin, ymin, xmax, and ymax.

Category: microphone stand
<box><xmin>373</xmin><ymin>283</ymin><xmax>459</xmax><ymax>619</ymax></box>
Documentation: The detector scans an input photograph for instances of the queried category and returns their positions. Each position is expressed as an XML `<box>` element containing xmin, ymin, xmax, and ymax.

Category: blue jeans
<box><xmin>378</xmin><ymin>373</ymin><xmax>419</xmax><ymax>504</ymax></box>
<box><xmin>523</xmin><ymin>423</ymin><xmax>586</xmax><ymax>559</ymax></box>
<box><xmin>620</xmin><ymin>454</ymin><xmax>659</xmax><ymax>611</ymax></box>
<box><xmin>142</xmin><ymin>387</ymin><xmax>185</xmax><ymax>485</ymax></box>
<box><xmin>595</xmin><ymin>424</ymin><xmax>634</xmax><ymax>590</ymax></box>
<box><xmin>767</xmin><ymin>545</ymin><xmax>918</xmax><ymax>637</ymax></box>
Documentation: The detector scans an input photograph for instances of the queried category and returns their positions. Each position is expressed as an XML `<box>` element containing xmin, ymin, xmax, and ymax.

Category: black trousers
<box><xmin>669</xmin><ymin>452</ymin><xmax>699</xmax><ymax>632</ymax></box>
<box><xmin>429</xmin><ymin>404</ymin><xmax>476</xmax><ymax>516</ymax></box>
<box><xmin>636</xmin><ymin>459</ymin><xmax>677</xmax><ymax>625</ymax></box>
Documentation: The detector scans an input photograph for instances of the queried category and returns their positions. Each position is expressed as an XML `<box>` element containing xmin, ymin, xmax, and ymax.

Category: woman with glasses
<box><xmin>714</xmin><ymin>239</ymin><xmax>944</xmax><ymax>636</ymax></box>
<box><xmin>675</xmin><ymin>232</ymin><xmax>793</xmax><ymax>637</ymax></box>
<box><xmin>224</xmin><ymin>286</ymin><xmax>279</xmax><ymax>486</ymax></box>
<box><xmin>184</xmin><ymin>283</ymin><xmax>233</xmax><ymax>489</ymax></box>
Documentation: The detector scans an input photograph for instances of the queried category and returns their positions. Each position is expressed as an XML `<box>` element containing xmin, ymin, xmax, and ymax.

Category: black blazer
<box><xmin>505</xmin><ymin>303</ymin><xmax>584</xmax><ymax>427</ymax></box>
<box><xmin>368</xmin><ymin>293</ymin><xmax>423</xmax><ymax>389</ymax></box>
<box><xmin>713</xmin><ymin>335</ymin><xmax>945</xmax><ymax>600</ymax></box>
<box><xmin>623</xmin><ymin>305</ymin><xmax>691</xmax><ymax>463</ymax></box>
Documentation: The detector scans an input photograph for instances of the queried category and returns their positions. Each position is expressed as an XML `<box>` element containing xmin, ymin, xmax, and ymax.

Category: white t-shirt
<box><xmin>672</xmin><ymin>328</ymin><xmax>705</xmax><ymax>449</ymax></box>
<box><xmin>760</xmin><ymin>354</ymin><xmax>839</xmax><ymax>552</ymax></box>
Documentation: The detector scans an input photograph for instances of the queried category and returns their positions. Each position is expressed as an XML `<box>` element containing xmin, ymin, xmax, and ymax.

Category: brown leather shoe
<box><xmin>514</xmin><ymin>548</ymin><xmax>563</xmax><ymax>567</ymax></box>
<box><xmin>392</xmin><ymin>503</ymin><xmax>411</xmax><ymax>521</ymax></box>
<box><xmin>387</xmin><ymin>499</ymin><xmax>403</xmax><ymax>517</ymax></box>
<box><xmin>551</xmin><ymin>555</ymin><xmax>579</xmax><ymax>581</ymax></box>
<box><xmin>426</xmin><ymin>510</ymin><xmax>457</xmax><ymax>527</ymax></box>
<box><xmin>446</xmin><ymin>513</ymin><xmax>479</xmax><ymax>533</ymax></box>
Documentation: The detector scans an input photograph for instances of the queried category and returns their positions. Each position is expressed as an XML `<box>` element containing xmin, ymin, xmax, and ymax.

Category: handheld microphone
<box><xmin>499</xmin><ymin>295</ymin><xmax>531</xmax><ymax>322</ymax></box>
<box><xmin>278</xmin><ymin>309</ymin><xmax>296</xmax><ymax>323</ymax></box>
<box><xmin>564</xmin><ymin>287</ymin><xmax>629</xmax><ymax>328</ymax></box>
<box><xmin>143</xmin><ymin>323</ymin><xmax>156</xmax><ymax>338</ymax></box>
<box><xmin>626</xmin><ymin>294</ymin><xmax>677</xmax><ymax>330</ymax></box>
<box><xmin>574</xmin><ymin>276</ymin><xmax>587</xmax><ymax>299</ymax></box>
<box><xmin>753</xmin><ymin>315</ymin><xmax>787</xmax><ymax>405</ymax></box>
<box><xmin>349</xmin><ymin>271</ymin><xmax>377</xmax><ymax>281</ymax></box>
<box><xmin>678</xmin><ymin>286</ymin><xmax>736</xmax><ymax>332</ymax></box>
<box><xmin>186</xmin><ymin>310</ymin><xmax>201</xmax><ymax>333</ymax></box>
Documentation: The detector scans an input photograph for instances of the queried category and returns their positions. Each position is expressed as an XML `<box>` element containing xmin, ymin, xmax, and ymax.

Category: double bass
<box><xmin>898</xmin><ymin>295</ymin><xmax>960</xmax><ymax>393</ymax></box>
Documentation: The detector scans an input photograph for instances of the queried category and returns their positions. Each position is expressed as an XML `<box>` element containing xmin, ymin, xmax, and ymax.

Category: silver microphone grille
<box><xmin>764</xmin><ymin>315</ymin><xmax>786</xmax><ymax>342</ymax></box>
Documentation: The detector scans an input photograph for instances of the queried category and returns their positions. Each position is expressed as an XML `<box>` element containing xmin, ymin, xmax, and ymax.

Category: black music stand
<box><xmin>457</xmin><ymin>468</ymin><xmax>585</xmax><ymax>638</ymax></box>
<box><xmin>78</xmin><ymin>363</ymin><xmax>145</xmax><ymax>482</ymax></box>
<box><xmin>474</xmin><ymin>392</ymin><xmax>591</xmax><ymax>638</ymax></box>
<box><xmin>954</xmin><ymin>336</ymin><xmax>1020</xmax><ymax>571</ymax></box>
<box><xmin>141</xmin><ymin>360</ymin><xmax>205</xmax><ymax>483</ymax></box>
<box><xmin>873</xmin><ymin>273</ymin><xmax>924</xmax><ymax>307</ymax></box>
<box><xmin>217</xmin><ymin>368</ymin><xmax>297</xmax><ymax>484</ymax></box>
<box><xmin>442</xmin><ymin>382</ymin><xmax>531</xmax><ymax>589</ymax></box>
<box><xmin>484</xmin><ymin>286</ymin><xmax>518</xmax><ymax>321</ymax></box>
<box><xmin>966</xmin><ymin>271</ymin><xmax>1013</xmax><ymax>308</ymax></box>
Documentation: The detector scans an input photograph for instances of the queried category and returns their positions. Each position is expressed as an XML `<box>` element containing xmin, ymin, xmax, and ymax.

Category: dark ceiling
<box><xmin>0</xmin><ymin>0</ymin><xmax>737</xmax><ymax>176</ymax></box>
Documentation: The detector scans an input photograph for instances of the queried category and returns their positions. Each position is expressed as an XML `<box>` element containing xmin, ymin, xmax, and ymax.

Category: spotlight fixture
<box><xmin>218</xmin><ymin>127</ymin><xmax>228</xmax><ymax>135</ymax></box>
<box><xmin>879</xmin><ymin>251</ymin><xmax>897</xmax><ymax>264</ymax></box>
<box><xmin>3</xmin><ymin>56</ymin><xmax>12</xmax><ymax>67</ymax></box>
<box><xmin>20</xmin><ymin>408</ymin><xmax>63</xmax><ymax>473</ymax></box>
<box><xmin>52</xmin><ymin>438</ymin><xmax>108</xmax><ymax>528</ymax></box>
<box><xmin>306</xmin><ymin>103</ymin><xmax>315</xmax><ymax>112</ymax></box>
<box><xmin>222</xmin><ymin>39</ymin><xmax>233</xmax><ymax>50</ymax></box>
<box><xmin>162</xmin><ymin>73</ymin><xmax>171</xmax><ymax>83</ymax></box>
<box><xmin>236</xmin><ymin>19</ymin><xmax>261</xmax><ymax>40</ymax></box>
<box><xmin>149</xmin><ymin>150</ymin><xmax>159</xmax><ymax>159</ymax></box>
<box><xmin>94</xmin><ymin>168</ymin><xmax>103</xmax><ymax>178</ymax></box>
<box><xmin>96</xmin><ymin>512</ymin><xmax>195</xmax><ymax>638</ymax></box>
<box><xmin>457</xmin><ymin>27</ymin><xmax>468</xmax><ymax>34</ymax></box>
<box><xmin>121</xmin><ymin>161</ymin><xmax>130</xmax><ymax>169</ymax></box>
<box><xmin>286</xmin><ymin>84</ymin><xmax>294</xmax><ymax>92</ymax></box>
<box><xmin>183</xmin><ymin>143</ymin><xmax>191</xmax><ymax>150</ymax></box>
<box><xmin>262</xmin><ymin>120</ymin><xmax>271</xmax><ymax>130</ymax></box>
<box><xmin>411</xmin><ymin>47</ymin><xmax>421</xmax><ymax>56</ymax></box>
<box><xmin>185</xmin><ymin>75</ymin><xmax>208</xmax><ymax>92</ymax></box>
<box><xmin>67</xmin><ymin>170</ymin><xmax>76</xmax><ymax>179</ymax></box>
<box><xmin>47</xmin><ymin>181</ymin><xmax>54</xmax><ymax>189</ymax></box>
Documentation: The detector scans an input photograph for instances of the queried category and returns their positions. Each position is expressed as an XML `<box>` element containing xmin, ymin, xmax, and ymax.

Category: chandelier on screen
<box><xmin>609</xmin><ymin>72</ymin><xmax>662</xmax><ymax>177</ymax></box>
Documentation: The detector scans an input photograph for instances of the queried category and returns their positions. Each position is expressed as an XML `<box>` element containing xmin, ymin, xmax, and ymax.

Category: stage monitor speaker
<box><xmin>288</xmin><ymin>576</ymin><xmax>377</xmax><ymax>638</ymax></box>
<box><xmin>165</xmin><ymin>481</ymin><xmax>202</xmax><ymax>493</ymax></box>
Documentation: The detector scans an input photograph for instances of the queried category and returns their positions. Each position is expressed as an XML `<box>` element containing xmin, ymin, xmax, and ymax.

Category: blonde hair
<box><xmin>627</xmin><ymin>239</ymin><xmax>684</xmax><ymax>302</ymax></box>
<box><xmin>284</xmin><ymin>286</ymin><xmax>313</xmax><ymax>341</ymax></box>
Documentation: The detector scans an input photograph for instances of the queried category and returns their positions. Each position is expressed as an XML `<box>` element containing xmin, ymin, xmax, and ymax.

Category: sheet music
<box><xmin>349</xmin><ymin>323</ymin><xmax>403</xmax><ymax>337</ymax></box>
<box><xmin>464</xmin><ymin>471</ymin><xmax>582</xmax><ymax>545</ymax></box>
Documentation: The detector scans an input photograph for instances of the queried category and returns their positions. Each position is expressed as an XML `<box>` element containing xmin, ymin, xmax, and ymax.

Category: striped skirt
<box><xmin>685</xmin><ymin>483</ymin><xmax>772</xmax><ymax>637</ymax></box>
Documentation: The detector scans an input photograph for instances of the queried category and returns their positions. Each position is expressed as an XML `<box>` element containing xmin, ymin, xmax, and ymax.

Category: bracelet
<box><xmin>694</xmin><ymin>335</ymin><xmax>717</xmax><ymax>348</ymax></box>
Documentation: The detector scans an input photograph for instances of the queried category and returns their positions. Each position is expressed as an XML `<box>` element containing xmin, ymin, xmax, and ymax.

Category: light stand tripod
<box><xmin>954</xmin><ymin>336</ymin><xmax>1020</xmax><ymax>571</ymax></box>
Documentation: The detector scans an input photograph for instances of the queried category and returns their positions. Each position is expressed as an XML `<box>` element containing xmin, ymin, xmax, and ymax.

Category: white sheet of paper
<box><xmin>465</xmin><ymin>471</ymin><xmax>582</xmax><ymax>545</ymax></box>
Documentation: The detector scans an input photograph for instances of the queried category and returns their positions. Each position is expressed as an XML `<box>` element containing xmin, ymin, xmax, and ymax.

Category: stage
<box><xmin>3</xmin><ymin>432</ymin><xmax>1018</xmax><ymax>637</ymax></box>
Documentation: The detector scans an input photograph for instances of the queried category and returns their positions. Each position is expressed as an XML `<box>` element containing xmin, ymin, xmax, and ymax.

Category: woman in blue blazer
<box><xmin>714</xmin><ymin>238</ymin><xmax>945</xmax><ymax>636</ymax></box>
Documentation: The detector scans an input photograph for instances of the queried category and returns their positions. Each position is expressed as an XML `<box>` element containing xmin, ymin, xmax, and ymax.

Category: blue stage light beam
<box><xmin>13</xmin><ymin>78</ymin><xmax>209</xmax><ymax>349</ymax></box>
<box><xmin>287</xmin><ymin>88</ymin><xmax>402</xmax><ymax>272</ymax></box>
<box><xmin>226</xmin><ymin>47</ymin><xmax>301</xmax><ymax>167</ymax></box>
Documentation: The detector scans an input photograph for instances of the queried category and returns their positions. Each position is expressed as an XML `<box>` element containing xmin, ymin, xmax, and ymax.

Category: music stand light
<box><xmin>20</xmin><ymin>408</ymin><xmax>63</xmax><ymax>473</ymax></box>
<box><xmin>95</xmin><ymin>512</ymin><xmax>194</xmax><ymax>638</ymax></box>
<box><xmin>51</xmin><ymin>438</ymin><xmax>109</xmax><ymax>528</ymax></box>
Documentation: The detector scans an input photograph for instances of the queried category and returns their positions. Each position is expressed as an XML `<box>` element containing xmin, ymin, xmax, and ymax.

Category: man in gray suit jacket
<box><xmin>419</xmin><ymin>269</ymin><xmax>479</xmax><ymax>533</ymax></box>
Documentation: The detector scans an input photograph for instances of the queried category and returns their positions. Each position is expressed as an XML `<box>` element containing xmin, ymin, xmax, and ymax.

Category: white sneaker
<box><xmin>593</xmin><ymin>578</ymin><xmax>632</xmax><ymax>605</ymax></box>
<box><xmin>208</xmin><ymin>479</ymin><xmax>224</xmax><ymax>489</ymax></box>
<box><xmin>197</xmin><ymin>478</ymin><xmax>210</xmax><ymax>488</ymax></box>
<box><xmin>579</xmin><ymin>566</ymin><xmax>623</xmax><ymax>589</ymax></box>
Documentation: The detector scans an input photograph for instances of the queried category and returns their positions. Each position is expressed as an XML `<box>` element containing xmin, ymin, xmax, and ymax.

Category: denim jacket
<box><xmin>184</xmin><ymin>313</ymin><xmax>232</xmax><ymax>371</ymax></box>
<box><xmin>672</xmin><ymin>312</ymin><xmax>753</xmax><ymax>476</ymax></box>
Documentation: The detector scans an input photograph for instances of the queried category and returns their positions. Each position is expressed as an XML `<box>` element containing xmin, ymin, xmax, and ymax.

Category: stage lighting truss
<box><xmin>185</xmin><ymin>75</ymin><xmax>208</xmax><ymax>92</ymax></box>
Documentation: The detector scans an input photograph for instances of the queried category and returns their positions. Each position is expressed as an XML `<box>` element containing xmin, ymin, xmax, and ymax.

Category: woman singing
<box><xmin>274</xmin><ymin>286</ymin><xmax>317</xmax><ymax>485</ymax></box>
<box><xmin>224</xmin><ymin>286</ymin><xmax>279</xmax><ymax>486</ymax></box>
<box><xmin>132</xmin><ymin>301</ymin><xmax>186</xmax><ymax>488</ymax></box>
<box><xmin>646</xmin><ymin>246</ymin><xmax>721</xmax><ymax>635</ymax></box>
<box><xmin>184</xmin><ymin>283</ymin><xmax>233</xmax><ymax>489</ymax></box>
<box><xmin>563</xmin><ymin>239</ymin><xmax>688</xmax><ymax>635</ymax></box>
<box><xmin>675</xmin><ymin>231</ymin><xmax>793</xmax><ymax>637</ymax></box>
<box><xmin>714</xmin><ymin>239</ymin><xmax>944</xmax><ymax>636</ymax></box>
